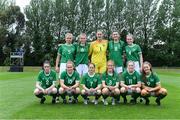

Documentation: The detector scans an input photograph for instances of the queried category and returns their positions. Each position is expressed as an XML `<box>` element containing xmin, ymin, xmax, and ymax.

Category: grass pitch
<box><xmin>0</xmin><ymin>67</ymin><xmax>180</xmax><ymax>119</ymax></box>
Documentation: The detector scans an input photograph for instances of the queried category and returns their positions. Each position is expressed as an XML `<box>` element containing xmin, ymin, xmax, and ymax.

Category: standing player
<box><xmin>81</xmin><ymin>63</ymin><xmax>102</xmax><ymax>105</ymax></box>
<box><xmin>59</xmin><ymin>61</ymin><xmax>80</xmax><ymax>104</ymax></box>
<box><xmin>108</xmin><ymin>32</ymin><xmax>125</xmax><ymax>74</ymax></box>
<box><xmin>120</xmin><ymin>61</ymin><xmax>141</xmax><ymax>104</ymax></box>
<box><xmin>74</xmin><ymin>33</ymin><xmax>89</xmax><ymax>77</ymax></box>
<box><xmin>101</xmin><ymin>60</ymin><xmax>120</xmax><ymax>105</ymax></box>
<box><xmin>34</xmin><ymin>60</ymin><xmax>57</xmax><ymax>104</ymax></box>
<box><xmin>89</xmin><ymin>30</ymin><xmax>108</xmax><ymax>75</ymax></box>
<box><xmin>55</xmin><ymin>33</ymin><xmax>75</xmax><ymax>76</ymax></box>
<box><xmin>141</xmin><ymin>61</ymin><xmax>167</xmax><ymax>105</ymax></box>
<box><xmin>125</xmin><ymin>34</ymin><xmax>143</xmax><ymax>73</ymax></box>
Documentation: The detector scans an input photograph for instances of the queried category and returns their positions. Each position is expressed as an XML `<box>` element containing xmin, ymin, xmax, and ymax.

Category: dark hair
<box><xmin>43</xmin><ymin>60</ymin><xmax>50</xmax><ymax>65</ymax></box>
<box><xmin>88</xmin><ymin>63</ymin><xmax>96</xmax><ymax>68</ymax></box>
<box><xmin>142</xmin><ymin>61</ymin><xmax>153</xmax><ymax>84</ymax></box>
<box><xmin>42</xmin><ymin>60</ymin><xmax>50</xmax><ymax>70</ymax></box>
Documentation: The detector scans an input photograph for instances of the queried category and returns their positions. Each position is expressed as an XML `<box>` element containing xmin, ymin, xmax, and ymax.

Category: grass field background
<box><xmin>0</xmin><ymin>66</ymin><xmax>180</xmax><ymax>119</ymax></box>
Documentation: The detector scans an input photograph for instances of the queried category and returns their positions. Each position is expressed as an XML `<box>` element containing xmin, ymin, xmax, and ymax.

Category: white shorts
<box><xmin>134</xmin><ymin>61</ymin><xmax>140</xmax><ymax>74</ymax></box>
<box><xmin>76</xmin><ymin>64</ymin><xmax>88</xmax><ymax>76</ymax></box>
<box><xmin>59</xmin><ymin>63</ymin><xmax>66</xmax><ymax>78</ymax></box>
<box><xmin>115</xmin><ymin>67</ymin><xmax>123</xmax><ymax>74</ymax></box>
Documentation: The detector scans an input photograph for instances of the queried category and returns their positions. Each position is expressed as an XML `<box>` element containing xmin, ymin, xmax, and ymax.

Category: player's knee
<box><xmin>102</xmin><ymin>88</ymin><xmax>109</xmax><ymax>95</ymax></box>
<box><xmin>114</xmin><ymin>88</ymin><xmax>120</xmax><ymax>95</ymax></box>
<box><xmin>81</xmin><ymin>89</ymin><xmax>86</xmax><ymax>95</ymax></box>
<box><xmin>141</xmin><ymin>89</ymin><xmax>147</xmax><ymax>96</ymax></box>
<box><xmin>59</xmin><ymin>87</ymin><xmax>65</xmax><ymax>94</ymax></box>
<box><xmin>52</xmin><ymin>88</ymin><xmax>57</xmax><ymax>94</ymax></box>
<box><xmin>75</xmin><ymin>87</ymin><xmax>80</xmax><ymax>94</ymax></box>
<box><xmin>97</xmin><ymin>89</ymin><xmax>101</xmax><ymax>95</ymax></box>
<box><xmin>160</xmin><ymin>88</ymin><xmax>167</xmax><ymax>95</ymax></box>
<box><xmin>136</xmin><ymin>87</ymin><xmax>141</xmax><ymax>93</ymax></box>
<box><xmin>120</xmin><ymin>87</ymin><xmax>126</xmax><ymax>93</ymax></box>
<box><xmin>34</xmin><ymin>88</ymin><xmax>40</xmax><ymax>95</ymax></box>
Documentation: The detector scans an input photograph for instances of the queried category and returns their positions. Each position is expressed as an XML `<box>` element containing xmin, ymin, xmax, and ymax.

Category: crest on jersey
<box><xmin>94</xmin><ymin>79</ymin><xmax>97</xmax><ymax>82</ymax></box>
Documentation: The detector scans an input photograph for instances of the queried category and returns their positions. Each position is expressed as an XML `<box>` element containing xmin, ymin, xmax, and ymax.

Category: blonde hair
<box><xmin>66</xmin><ymin>60</ymin><xmax>75</xmax><ymax>67</ymax></box>
<box><xmin>127</xmin><ymin>60</ymin><xmax>135</xmax><ymax>66</ymax></box>
<box><xmin>65</xmin><ymin>33</ymin><xmax>73</xmax><ymax>39</ymax></box>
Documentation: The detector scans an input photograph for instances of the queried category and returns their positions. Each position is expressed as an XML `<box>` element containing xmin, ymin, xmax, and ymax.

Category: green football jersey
<box><xmin>108</xmin><ymin>40</ymin><xmax>125</xmax><ymax>67</ymax></box>
<box><xmin>142</xmin><ymin>72</ymin><xmax>160</xmax><ymax>87</ymax></box>
<box><xmin>74</xmin><ymin>43</ymin><xmax>89</xmax><ymax>66</ymax></box>
<box><xmin>37</xmin><ymin>70</ymin><xmax>57</xmax><ymax>89</ymax></box>
<box><xmin>102</xmin><ymin>72</ymin><xmax>120</xmax><ymax>86</ymax></box>
<box><xmin>81</xmin><ymin>73</ymin><xmax>101</xmax><ymax>89</ymax></box>
<box><xmin>125</xmin><ymin>44</ymin><xmax>142</xmax><ymax>62</ymax></box>
<box><xmin>57</xmin><ymin>44</ymin><xmax>75</xmax><ymax>63</ymax></box>
<box><xmin>60</xmin><ymin>71</ymin><xmax>80</xmax><ymax>86</ymax></box>
<box><xmin>121</xmin><ymin>70</ymin><xmax>141</xmax><ymax>85</ymax></box>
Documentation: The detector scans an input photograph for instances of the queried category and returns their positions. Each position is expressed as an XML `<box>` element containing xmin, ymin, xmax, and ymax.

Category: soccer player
<box><xmin>108</xmin><ymin>32</ymin><xmax>125</xmax><ymax>74</ymax></box>
<box><xmin>120</xmin><ymin>61</ymin><xmax>141</xmax><ymax>104</ymax></box>
<box><xmin>59</xmin><ymin>60</ymin><xmax>80</xmax><ymax>104</ymax></box>
<box><xmin>34</xmin><ymin>60</ymin><xmax>57</xmax><ymax>104</ymax></box>
<box><xmin>74</xmin><ymin>33</ymin><xmax>89</xmax><ymax>77</ymax></box>
<box><xmin>55</xmin><ymin>33</ymin><xmax>75</xmax><ymax>77</ymax></box>
<box><xmin>125</xmin><ymin>34</ymin><xmax>143</xmax><ymax>73</ymax></box>
<box><xmin>81</xmin><ymin>63</ymin><xmax>102</xmax><ymax>105</ymax></box>
<box><xmin>141</xmin><ymin>61</ymin><xmax>167</xmax><ymax>105</ymax></box>
<box><xmin>89</xmin><ymin>30</ymin><xmax>108</xmax><ymax>74</ymax></box>
<box><xmin>101</xmin><ymin>60</ymin><xmax>120</xmax><ymax>105</ymax></box>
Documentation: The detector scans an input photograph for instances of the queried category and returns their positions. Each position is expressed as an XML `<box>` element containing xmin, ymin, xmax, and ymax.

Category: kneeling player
<box><xmin>34</xmin><ymin>60</ymin><xmax>57</xmax><ymax>104</ymax></box>
<box><xmin>81</xmin><ymin>63</ymin><xmax>101</xmax><ymax>105</ymax></box>
<box><xmin>120</xmin><ymin>61</ymin><xmax>141</xmax><ymax>104</ymax></box>
<box><xmin>141</xmin><ymin>61</ymin><xmax>167</xmax><ymax>105</ymax></box>
<box><xmin>59</xmin><ymin>61</ymin><xmax>80</xmax><ymax>104</ymax></box>
<box><xmin>102</xmin><ymin>60</ymin><xmax>120</xmax><ymax>105</ymax></box>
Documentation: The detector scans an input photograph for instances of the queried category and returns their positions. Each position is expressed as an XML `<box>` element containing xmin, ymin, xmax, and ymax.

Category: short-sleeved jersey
<box><xmin>89</xmin><ymin>40</ymin><xmax>108</xmax><ymax>64</ymax></box>
<box><xmin>121</xmin><ymin>70</ymin><xmax>141</xmax><ymax>85</ymax></box>
<box><xmin>108</xmin><ymin>40</ymin><xmax>125</xmax><ymax>67</ymax></box>
<box><xmin>74</xmin><ymin>43</ymin><xmax>89</xmax><ymax>66</ymax></box>
<box><xmin>81</xmin><ymin>73</ymin><xmax>101</xmax><ymax>89</ymax></box>
<box><xmin>125</xmin><ymin>44</ymin><xmax>142</xmax><ymax>62</ymax></box>
<box><xmin>60</xmin><ymin>71</ymin><xmax>80</xmax><ymax>86</ymax></box>
<box><xmin>141</xmin><ymin>72</ymin><xmax>160</xmax><ymax>87</ymax></box>
<box><xmin>102</xmin><ymin>72</ymin><xmax>120</xmax><ymax>86</ymax></box>
<box><xmin>37</xmin><ymin>70</ymin><xmax>57</xmax><ymax>89</ymax></box>
<box><xmin>57</xmin><ymin>44</ymin><xmax>75</xmax><ymax>63</ymax></box>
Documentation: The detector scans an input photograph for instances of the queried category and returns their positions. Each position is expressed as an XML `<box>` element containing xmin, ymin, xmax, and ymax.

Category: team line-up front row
<box><xmin>34</xmin><ymin>60</ymin><xmax>167</xmax><ymax>106</ymax></box>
